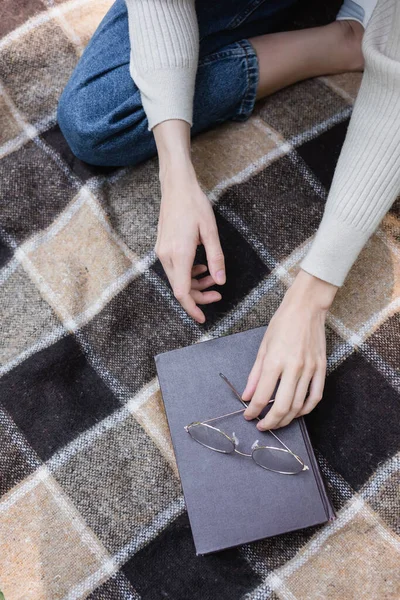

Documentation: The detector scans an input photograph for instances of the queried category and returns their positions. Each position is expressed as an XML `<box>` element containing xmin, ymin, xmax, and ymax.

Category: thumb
<box><xmin>201</xmin><ymin>223</ymin><xmax>226</xmax><ymax>285</ymax></box>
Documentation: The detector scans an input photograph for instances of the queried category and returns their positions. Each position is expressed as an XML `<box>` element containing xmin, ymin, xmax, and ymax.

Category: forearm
<box><xmin>300</xmin><ymin>0</ymin><xmax>400</xmax><ymax>286</ymax></box>
<box><xmin>153</xmin><ymin>122</ymin><xmax>226</xmax><ymax>324</ymax></box>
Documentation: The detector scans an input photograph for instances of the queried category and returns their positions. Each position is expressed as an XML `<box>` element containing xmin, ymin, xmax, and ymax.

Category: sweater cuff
<box><xmin>299</xmin><ymin>211</ymin><xmax>372</xmax><ymax>287</ymax></box>
<box><xmin>130</xmin><ymin>64</ymin><xmax>196</xmax><ymax>131</ymax></box>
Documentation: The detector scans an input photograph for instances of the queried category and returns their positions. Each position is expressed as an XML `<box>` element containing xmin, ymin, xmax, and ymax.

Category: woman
<box><xmin>57</xmin><ymin>0</ymin><xmax>400</xmax><ymax>431</ymax></box>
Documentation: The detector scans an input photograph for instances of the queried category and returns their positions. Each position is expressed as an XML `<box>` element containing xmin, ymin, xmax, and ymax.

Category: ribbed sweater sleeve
<box><xmin>124</xmin><ymin>0</ymin><xmax>199</xmax><ymax>131</ymax></box>
<box><xmin>300</xmin><ymin>0</ymin><xmax>400</xmax><ymax>287</ymax></box>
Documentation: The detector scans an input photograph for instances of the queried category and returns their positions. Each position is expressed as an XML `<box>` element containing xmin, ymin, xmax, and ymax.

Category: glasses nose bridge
<box><xmin>234</xmin><ymin>448</ymin><xmax>253</xmax><ymax>457</ymax></box>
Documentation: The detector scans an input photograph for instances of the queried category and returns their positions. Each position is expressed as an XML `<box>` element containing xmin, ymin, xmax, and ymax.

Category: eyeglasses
<box><xmin>184</xmin><ymin>373</ymin><xmax>309</xmax><ymax>475</ymax></box>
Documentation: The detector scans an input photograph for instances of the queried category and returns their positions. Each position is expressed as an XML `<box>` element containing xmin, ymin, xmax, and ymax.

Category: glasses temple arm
<box><xmin>200</xmin><ymin>408</ymin><xmax>247</xmax><ymax>424</ymax></box>
<box><xmin>218</xmin><ymin>373</ymin><xmax>249</xmax><ymax>409</ymax></box>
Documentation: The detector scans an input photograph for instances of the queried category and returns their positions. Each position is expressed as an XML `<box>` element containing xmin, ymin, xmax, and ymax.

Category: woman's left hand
<box><xmin>242</xmin><ymin>269</ymin><xmax>338</xmax><ymax>430</ymax></box>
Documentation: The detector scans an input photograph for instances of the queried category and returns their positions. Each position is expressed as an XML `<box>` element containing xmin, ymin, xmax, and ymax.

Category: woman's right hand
<box><xmin>153</xmin><ymin>120</ymin><xmax>226</xmax><ymax>324</ymax></box>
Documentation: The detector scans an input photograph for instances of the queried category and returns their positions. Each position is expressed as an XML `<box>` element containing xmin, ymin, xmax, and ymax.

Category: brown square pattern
<box><xmin>321</xmin><ymin>72</ymin><xmax>363</xmax><ymax>103</ymax></box>
<box><xmin>0</xmin><ymin>19</ymin><xmax>79</xmax><ymax>124</ymax></box>
<box><xmin>0</xmin><ymin>95</ymin><xmax>24</xmax><ymax>149</ymax></box>
<box><xmin>0</xmin><ymin>0</ymin><xmax>44</xmax><ymax>38</ymax></box>
<box><xmin>52</xmin><ymin>415</ymin><xmax>182</xmax><ymax>553</ymax></box>
<box><xmin>254</xmin><ymin>78</ymin><xmax>350</xmax><ymax>141</ymax></box>
<box><xmin>288</xmin><ymin>229</ymin><xmax>400</xmax><ymax>340</ymax></box>
<box><xmin>1</xmin><ymin>264</ymin><xmax>61</xmax><ymax>369</ymax></box>
<box><xmin>97</xmin><ymin>159</ymin><xmax>161</xmax><ymax>259</ymax></box>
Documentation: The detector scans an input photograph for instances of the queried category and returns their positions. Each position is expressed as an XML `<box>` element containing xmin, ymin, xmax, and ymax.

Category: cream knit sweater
<box><xmin>124</xmin><ymin>0</ymin><xmax>400</xmax><ymax>287</ymax></box>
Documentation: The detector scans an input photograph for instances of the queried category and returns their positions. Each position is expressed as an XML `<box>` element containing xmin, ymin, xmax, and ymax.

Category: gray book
<box><xmin>154</xmin><ymin>324</ymin><xmax>336</xmax><ymax>555</ymax></box>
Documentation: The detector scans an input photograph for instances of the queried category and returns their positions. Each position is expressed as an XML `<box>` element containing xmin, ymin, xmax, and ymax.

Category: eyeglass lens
<box><xmin>187</xmin><ymin>423</ymin><xmax>235</xmax><ymax>453</ymax></box>
<box><xmin>252</xmin><ymin>446</ymin><xmax>304</xmax><ymax>474</ymax></box>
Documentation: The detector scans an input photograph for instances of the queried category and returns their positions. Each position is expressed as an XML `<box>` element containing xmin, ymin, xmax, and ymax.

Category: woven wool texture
<box><xmin>0</xmin><ymin>1</ymin><xmax>400</xmax><ymax>599</ymax></box>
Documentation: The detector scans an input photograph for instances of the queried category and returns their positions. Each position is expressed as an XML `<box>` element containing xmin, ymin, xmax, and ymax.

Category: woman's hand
<box><xmin>153</xmin><ymin>120</ymin><xmax>226</xmax><ymax>323</ymax></box>
<box><xmin>242</xmin><ymin>269</ymin><xmax>338</xmax><ymax>430</ymax></box>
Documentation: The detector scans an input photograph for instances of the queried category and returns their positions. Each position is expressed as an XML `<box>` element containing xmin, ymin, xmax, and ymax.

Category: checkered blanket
<box><xmin>1</xmin><ymin>1</ymin><xmax>399</xmax><ymax>599</ymax></box>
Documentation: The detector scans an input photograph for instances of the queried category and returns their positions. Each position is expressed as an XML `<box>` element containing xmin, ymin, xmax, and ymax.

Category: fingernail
<box><xmin>256</xmin><ymin>423</ymin><xmax>265</xmax><ymax>431</ymax></box>
<box><xmin>216</xmin><ymin>270</ymin><xmax>225</xmax><ymax>284</ymax></box>
<box><xmin>244</xmin><ymin>413</ymin><xmax>251</xmax><ymax>420</ymax></box>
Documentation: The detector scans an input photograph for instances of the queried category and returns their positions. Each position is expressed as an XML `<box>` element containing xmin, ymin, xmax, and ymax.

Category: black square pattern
<box><xmin>0</xmin><ymin>335</ymin><xmax>120</xmax><ymax>461</ymax></box>
<box><xmin>297</xmin><ymin>119</ymin><xmax>350</xmax><ymax>190</ymax></box>
<box><xmin>305</xmin><ymin>351</ymin><xmax>400</xmax><ymax>490</ymax></box>
<box><xmin>41</xmin><ymin>125</ymin><xmax>120</xmax><ymax>183</ymax></box>
<box><xmin>0</xmin><ymin>235</ymin><xmax>13</xmax><ymax>269</ymax></box>
<box><xmin>0</xmin><ymin>408</ymin><xmax>41</xmax><ymax>496</ymax></box>
<box><xmin>122</xmin><ymin>512</ymin><xmax>262</xmax><ymax>600</ymax></box>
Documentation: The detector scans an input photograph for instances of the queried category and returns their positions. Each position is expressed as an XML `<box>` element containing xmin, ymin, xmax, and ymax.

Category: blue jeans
<box><xmin>57</xmin><ymin>0</ymin><xmax>300</xmax><ymax>167</ymax></box>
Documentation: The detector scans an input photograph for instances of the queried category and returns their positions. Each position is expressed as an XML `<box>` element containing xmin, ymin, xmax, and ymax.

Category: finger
<box><xmin>276</xmin><ymin>368</ymin><xmax>314</xmax><ymax>428</ymax></box>
<box><xmin>256</xmin><ymin>367</ymin><xmax>300</xmax><ymax>431</ymax></box>
<box><xmin>191</xmin><ymin>289</ymin><xmax>222</xmax><ymax>305</ymax></box>
<box><xmin>191</xmin><ymin>275</ymin><xmax>216</xmax><ymax>291</ymax></box>
<box><xmin>200</xmin><ymin>223</ymin><xmax>226</xmax><ymax>285</ymax></box>
<box><xmin>170</xmin><ymin>246</ymin><xmax>205</xmax><ymax>324</ymax></box>
<box><xmin>243</xmin><ymin>361</ymin><xmax>282</xmax><ymax>420</ymax></box>
<box><xmin>173</xmin><ymin>284</ymin><xmax>206</xmax><ymax>323</ymax></box>
<box><xmin>191</xmin><ymin>264</ymin><xmax>208</xmax><ymax>277</ymax></box>
<box><xmin>297</xmin><ymin>360</ymin><xmax>326</xmax><ymax>417</ymax></box>
<box><xmin>242</xmin><ymin>351</ymin><xmax>265</xmax><ymax>403</ymax></box>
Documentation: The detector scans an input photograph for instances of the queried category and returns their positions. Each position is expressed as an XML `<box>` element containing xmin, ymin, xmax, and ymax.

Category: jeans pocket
<box><xmin>225</xmin><ymin>0</ymin><xmax>269</xmax><ymax>29</ymax></box>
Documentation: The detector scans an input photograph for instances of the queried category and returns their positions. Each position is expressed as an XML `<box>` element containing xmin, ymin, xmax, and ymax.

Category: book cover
<box><xmin>154</xmin><ymin>324</ymin><xmax>335</xmax><ymax>555</ymax></box>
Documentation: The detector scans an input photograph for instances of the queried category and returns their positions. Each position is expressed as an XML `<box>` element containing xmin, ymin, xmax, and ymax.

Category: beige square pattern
<box><xmin>62</xmin><ymin>0</ymin><xmax>115</xmax><ymax>48</ymax></box>
<box><xmin>132</xmin><ymin>389</ymin><xmax>179</xmax><ymax>479</ymax></box>
<box><xmin>0</xmin><ymin>475</ymin><xmax>109</xmax><ymax>600</ymax></box>
<box><xmin>322</xmin><ymin>72</ymin><xmax>363</xmax><ymax>103</ymax></box>
<box><xmin>23</xmin><ymin>192</ymin><xmax>134</xmax><ymax>322</ymax></box>
<box><xmin>191</xmin><ymin>117</ymin><xmax>283</xmax><ymax>194</ymax></box>
<box><xmin>282</xmin><ymin>508</ymin><xmax>400</xmax><ymax>600</ymax></box>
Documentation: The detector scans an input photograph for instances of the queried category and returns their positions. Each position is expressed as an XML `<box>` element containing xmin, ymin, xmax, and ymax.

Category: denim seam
<box><xmin>231</xmin><ymin>38</ymin><xmax>259</xmax><ymax>122</ymax></box>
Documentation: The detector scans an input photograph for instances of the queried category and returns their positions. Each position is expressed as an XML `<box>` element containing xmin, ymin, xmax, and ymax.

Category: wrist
<box><xmin>159</xmin><ymin>157</ymin><xmax>198</xmax><ymax>193</ymax></box>
<box><xmin>153</xmin><ymin>119</ymin><xmax>193</xmax><ymax>180</ymax></box>
<box><xmin>289</xmin><ymin>268</ymin><xmax>338</xmax><ymax>311</ymax></box>
<box><xmin>159</xmin><ymin>151</ymin><xmax>195</xmax><ymax>178</ymax></box>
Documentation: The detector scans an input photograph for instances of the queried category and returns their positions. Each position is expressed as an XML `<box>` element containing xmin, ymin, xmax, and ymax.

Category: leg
<box><xmin>57</xmin><ymin>0</ymin><xmax>300</xmax><ymax>167</ymax></box>
<box><xmin>57</xmin><ymin>0</ymin><xmax>361</xmax><ymax>167</ymax></box>
<box><xmin>249</xmin><ymin>20</ymin><xmax>364</xmax><ymax>100</ymax></box>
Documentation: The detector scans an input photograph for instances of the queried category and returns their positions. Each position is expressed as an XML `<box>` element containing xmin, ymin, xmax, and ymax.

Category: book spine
<box><xmin>298</xmin><ymin>417</ymin><xmax>336</xmax><ymax>521</ymax></box>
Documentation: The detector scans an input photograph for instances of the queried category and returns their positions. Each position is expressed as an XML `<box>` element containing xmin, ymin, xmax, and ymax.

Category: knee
<box><xmin>57</xmin><ymin>85</ymin><xmax>103</xmax><ymax>165</ymax></box>
<box><xmin>57</xmin><ymin>85</ymin><xmax>155</xmax><ymax>167</ymax></box>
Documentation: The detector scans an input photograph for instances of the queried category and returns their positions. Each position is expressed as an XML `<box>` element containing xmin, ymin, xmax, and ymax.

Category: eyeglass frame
<box><xmin>184</xmin><ymin>372</ymin><xmax>309</xmax><ymax>475</ymax></box>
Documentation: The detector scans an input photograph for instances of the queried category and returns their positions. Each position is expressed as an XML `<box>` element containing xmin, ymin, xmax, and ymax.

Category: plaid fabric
<box><xmin>1</xmin><ymin>1</ymin><xmax>400</xmax><ymax>599</ymax></box>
